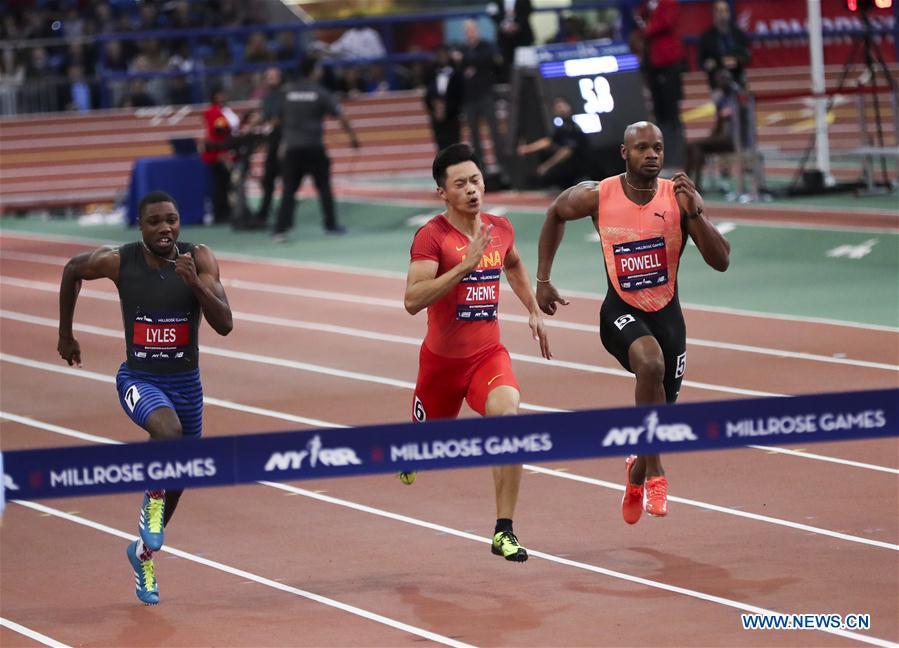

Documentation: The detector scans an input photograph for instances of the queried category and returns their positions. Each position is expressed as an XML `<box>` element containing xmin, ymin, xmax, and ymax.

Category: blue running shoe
<box><xmin>126</xmin><ymin>540</ymin><xmax>159</xmax><ymax>605</ymax></box>
<box><xmin>138</xmin><ymin>492</ymin><xmax>165</xmax><ymax>551</ymax></box>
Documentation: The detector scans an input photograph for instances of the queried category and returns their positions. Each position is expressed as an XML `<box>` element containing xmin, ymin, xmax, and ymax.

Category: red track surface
<box><xmin>1</xmin><ymin>233</ymin><xmax>897</xmax><ymax>647</ymax></box>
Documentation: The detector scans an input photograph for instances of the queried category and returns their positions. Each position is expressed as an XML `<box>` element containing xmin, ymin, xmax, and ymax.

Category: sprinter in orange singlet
<box><xmin>535</xmin><ymin>121</ymin><xmax>730</xmax><ymax>524</ymax></box>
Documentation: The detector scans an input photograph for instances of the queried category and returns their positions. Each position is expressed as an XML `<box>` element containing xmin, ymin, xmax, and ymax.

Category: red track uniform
<box><xmin>410</xmin><ymin>213</ymin><xmax>519</xmax><ymax>420</ymax></box>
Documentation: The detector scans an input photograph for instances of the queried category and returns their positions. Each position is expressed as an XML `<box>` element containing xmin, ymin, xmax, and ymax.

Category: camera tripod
<box><xmin>791</xmin><ymin>7</ymin><xmax>897</xmax><ymax>194</ymax></box>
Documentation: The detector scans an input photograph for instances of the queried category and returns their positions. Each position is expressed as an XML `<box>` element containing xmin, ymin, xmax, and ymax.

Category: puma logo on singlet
<box><xmin>654</xmin><ymin>211</ymin><xmax>666</xmax><ymax>220</ymax></box>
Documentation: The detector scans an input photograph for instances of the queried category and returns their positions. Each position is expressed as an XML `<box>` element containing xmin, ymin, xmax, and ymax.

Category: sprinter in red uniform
<box><xmin>404</xmin><ymin>143</ymin><xmax>551</xmax><ymax>562</ymax></box>
<box><xmin>535</xmin><ymin>121</ymin><xmax>730</xmax><ymax>524</ymax></box>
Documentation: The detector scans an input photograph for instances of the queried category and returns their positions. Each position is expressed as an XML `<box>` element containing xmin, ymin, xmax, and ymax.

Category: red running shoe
<box><xmin>645</xmin><ymin>476</ymin><xmax>669</xmax><ymax>517</ymax></box>
<box><xmin>621</xmin><ymin>455</ymin><xmax>643</xmax><ymax>525</ymax></box>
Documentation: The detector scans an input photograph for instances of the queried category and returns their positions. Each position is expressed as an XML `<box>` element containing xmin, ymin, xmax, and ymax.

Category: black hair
<box><xmin>299</xmin><ymin>56</ymin><xmax>319</xmax><ymax>78</ymax></box>
<box><xmin>432</xmin><ymin>143</ymin><xmax>482</xmax><ymax>187</ymax></box>
<box><xmin>138</xmin><ymin>191</ymin><xmax>178</xmax><ymax>221</ymax></box>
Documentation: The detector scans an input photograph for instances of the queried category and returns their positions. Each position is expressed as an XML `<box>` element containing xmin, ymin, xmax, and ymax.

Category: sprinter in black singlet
<box><xmin>57</xmin><ymin>191</ymin><xmax>233</xmax><ymax>605</ymax></box>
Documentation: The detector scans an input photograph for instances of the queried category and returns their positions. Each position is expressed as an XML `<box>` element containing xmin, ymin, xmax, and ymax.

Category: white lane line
<box><xmin>10</xmin><ymin>501</ymin><xmax>473</xmax><ymax>648</ymax></box>
<box><xmin>3</xmin><ymin>307</ymin><xmax>896</xmax><ymax>471</ymax></box>
<box><xmin>6</xmin><ymin>413</ymin><xmax>897</xmax><ymax>647</ymax></box>
<box><xmin>0</xmin><ymin>412</ymin><xmax>120</xmax><ymax>445</ymax></box>
<box><xmin>519</xmin><ymin>465</ymin><xmax>898</xmax><ymax>551</ymax></box>
<box><xmin>0</xmin><ymin>353</ymin><xmax>341</xmax><ymax>429</ymax></box>
<box><xmin>3</xmin><ymin>269</ymin><xmax>896</xmax><ymax>373</ymax></box>
<box><xmin>0</xmin><ymin>618</ymin><xmax>71</xmax><ymax>648</ymax></box>
<box><xmin>2</xmin><ymin>232</ymin><xmax>896</xmax><ymax>333</ymax></box>
<box><xmin>0</xmin><ymin>288</ymin><xmax>788</xmax><ymax>401</ymax></box>
<box><xmin>4</xmin><ymin>395</ymin><xmax>897</xmax><ymax>554</ymax></box>
<box><xmin>258</xmin><ymin>482</ymin><xmax>899</xmax><ymax>648</ymax></box>
<box><xmin>744</xmin><ymin>445</ymin><xmax>899</xmax><ymax>474</ymax></box>
<box><xmin>0</xmin><ymin>310</ymin><xmax>586</xmax><ymax>412</ymax></box>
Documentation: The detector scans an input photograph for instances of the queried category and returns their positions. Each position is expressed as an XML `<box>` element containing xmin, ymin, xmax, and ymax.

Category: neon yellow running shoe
<box><xmin>397</xmin><ymin>471</ymin><xmax>417</xmax><ymax>485</ymax></box>
<box><xmin>491</xmin><ymin>530</ymin><xmax>528</xmax><ymax>562</ymax></box>
<box><xmin>126</xmin><ymin>540</ymin><xmax>159</xmax><ymax>605</ymax></box>
<box><xmin>139</xmin><ymin>492</ymin><xmax>166</xmax><ymax>551</ymax></box>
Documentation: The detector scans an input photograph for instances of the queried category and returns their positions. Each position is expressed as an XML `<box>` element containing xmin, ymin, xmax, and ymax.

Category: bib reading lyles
<box><xmin>457</xmin><ymin>268</ymin><xmax>501</xmax><ymax>320</ymax></box>
<box><xmin>613</xmin><ymin>237</ymin><xmax>669</xmax><ymax>291</ymax></box>
<box><xmin>132</xmin><ymin>313</ymin><xmax>191</xmax><ymax>360</ymax></box>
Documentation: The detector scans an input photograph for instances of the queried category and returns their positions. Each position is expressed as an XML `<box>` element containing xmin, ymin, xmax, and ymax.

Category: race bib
<box><xmin>613</xmin><ymin>237</ymin><xmax>669</xmax><ymax>292</ymax></box>
<box><xmin>456</xmin><ymin>268</ymin><xmax>500</xmax><ymax>321</ymax></box>
<box><xmin>132</xmin><ymin>313</ymin><xmax>190</xmax><ymax>361</ymax></box>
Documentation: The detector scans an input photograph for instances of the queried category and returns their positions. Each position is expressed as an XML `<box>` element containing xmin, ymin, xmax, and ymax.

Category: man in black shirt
<box><xmin>253</xmin><ymin>67</ymin><xmax>285</xmax><ymax>228</ymax></box>
<box><xmin>698</xmin><ymin>0</ymin><xmax>751</xmax><ymax>91</ymax></box>
<box><xmin>274</xmin><ymin>57</ymin><xmax>360</xmax><ymax>241</ymax></box>
<box><xmin>456</xmin><ymin>20</ymin><xmax>506</xmax><ymax>175</ymax></box>
<box><xmin>516</xmin><ymin>97</ymin><xmax>589</xmax><ymax>189</ymax></box>
<box><xmin>424</xmin><ymin>46</ymin><xmax>463</xmax><ymax>152</ymax></box>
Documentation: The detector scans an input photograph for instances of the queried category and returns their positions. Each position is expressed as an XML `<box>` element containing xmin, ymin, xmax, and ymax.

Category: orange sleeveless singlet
<box><xmin>597</xmin><ymin>175</ymin><xmax>683</xmax><ymax>313</ymax></box>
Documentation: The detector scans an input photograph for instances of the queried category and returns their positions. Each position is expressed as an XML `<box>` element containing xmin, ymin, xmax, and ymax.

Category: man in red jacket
<box><xmin>635</xmin><ymin>0</ymin><xmax>686</xmax><ymax>166</ymax></box>
<box><xmin>202</xmin><ymin>89</ymin><xmax>239</xmax><ymax>224</ymax></box>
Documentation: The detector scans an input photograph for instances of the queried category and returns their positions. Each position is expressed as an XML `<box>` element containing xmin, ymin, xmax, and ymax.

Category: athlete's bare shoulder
<box><xmin>552</xmin><ymin>181</ymin><xmax>598</xmax><ymax>221</ymax></box>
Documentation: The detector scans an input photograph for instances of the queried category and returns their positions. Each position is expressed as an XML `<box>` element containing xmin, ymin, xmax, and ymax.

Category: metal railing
<box><xmin>0</xmin><ymin>2</ymin><xmax>894</xmax><ymax>117</ymax></box>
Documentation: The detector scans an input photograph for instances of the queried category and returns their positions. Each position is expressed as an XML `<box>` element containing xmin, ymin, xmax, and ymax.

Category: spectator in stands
<box><xmin>214</xmin><ymin>0</ymin><xmax>247</xmax><ymax>28</ymax></box>
<box><xmin>65</xmin><ymin>63</ymin><xmax>93</xmax><ymax>112</ymax></box>
<box><xmin>0</xmin><ymin>53</ymin><xmax>25</xmax><ymax>115</ymax></box>
<box><xmin>618</xmin><ymin>0</ymin><xmax>644</xmax><ymax>46</ymax></box>
<box><xmin>424</xmin><ymin>45</ymin><xmax>463</xmax><ymax>152</ymax></box>
<box><xmin>551</xmin><ymin>14</ymin><xmax>586</xmax><ymax>44</ymax></box>
<box><xmin>243</xmin><ymin>31</ymin><xmax>273</xmax><ymax>64</ymax></box>
<box><xmin>63</xmin><ymin>6</ymin><xmax>88</xmax><ymax>39</ymax></box>
<box><xmin>138</xmin><ymin>3</ymin><xmax>162</xmax><ymax>32</ymax></box>
<box><xmin>488</xmin><ymin>0</ymin><xmax>534</xmax><ymax>83</ymax></box>
<box><xmin>253</xmin><ymin>66</ymin><xmax>284</xmax><ymax>228</ymax></box>
<box><xmin>122</xmin><ymin>78</ymin><xmax>155</xmax><ymax>108</ymax></box>
<box><xmin>634</xmin><ymin>0</ymin><xmax>686</xmax><ymax>167</ymax></box>
<box><xmin>698</xmin><ymin>0</ymin><xmax>751</xmax><ymax>92</ymax></box>
<box><xmin>202</xmin><ymin>87</ymin><xmax>240</xmax><ymax>224</ymax></box>
<box><xmin>66</xmin><ymin>41</ymin><xmax>95</xmax><ymax>77</ymax></box>
<box><xmin>168</xmin><ymin>75</ymin><xmax>193</xmax><ymax>105</ymax></box>
<box><xmin>516</xmin><ymin>96</ymin><xmax>589</xmax><ymax>189</ymax></box>
<box><xmin>330</xmin><ymin>21</ymin><xmax>387</xmax><ymax>60</ymax></box>
<box><xmin>275</xmin><ymin>30</ymin><xmax>298</xmax><ymax>61</ymax></box>
<box><xmin>684</xmin><ymin>69</ymin><xmax>747</xmax><ymax>193</ymax></box>
<box><xmin>274</xmin><ymin>56</ymin><xmax>360</xmax><ymax>240</ymax></box>
<box><xmin>456</xmin><ymin>19</ymin><xmax>506</xmax><ymax>175</ymax></box>
<box><xmin>24</xmin><ymin>46</ymin><xmax>55</xmax><ymax>80</ymax></box>
<box><xmin>93</xmin><ymin>2</ymin><xmax>117</xmax><ymax>35</ymax></box>
<box><xmin>329</xmin><ymin>20</ymin><xmax>388</xmax><ymax>96</ymax></box>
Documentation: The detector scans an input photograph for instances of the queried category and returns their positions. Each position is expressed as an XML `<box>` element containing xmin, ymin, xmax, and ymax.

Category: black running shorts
<box><xmin>599</xmin><ymin>288</ymin><xmax>687</xmax><ymax>403</ymax></box>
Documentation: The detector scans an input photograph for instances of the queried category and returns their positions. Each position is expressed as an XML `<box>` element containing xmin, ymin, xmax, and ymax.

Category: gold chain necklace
<box><xmin>624</xmin><ymin>173</ymin><xmax>657</xmax><ymax>194</ymax></box>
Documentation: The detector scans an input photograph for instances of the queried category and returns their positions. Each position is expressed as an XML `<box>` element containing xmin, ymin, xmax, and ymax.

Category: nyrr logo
<box><xmin>601</xmin><ymin>412</ymin><xmax>697</xmax><ymax>446</ymax></box>
<box><xmin>264</xmin><ymin>435</ymin><xmax>362</xmax><ymax>472</ymax></box>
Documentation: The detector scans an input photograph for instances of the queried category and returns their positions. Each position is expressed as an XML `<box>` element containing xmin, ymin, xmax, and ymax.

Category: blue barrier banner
<box><xmin>3</xmin><ymin>389</ymin><xmax>897</xmax><ymax>501</ymax></box>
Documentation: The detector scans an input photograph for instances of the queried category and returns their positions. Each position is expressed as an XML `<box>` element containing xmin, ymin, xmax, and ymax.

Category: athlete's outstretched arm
<box><xmin>673</xmin><ymin>172</ymin><xmax>730</xmax><ymax>272</ymax></box>
<box><xmin>504</xmin><ymin>245</ymin><xmax>551</xmax><ymax>359</ymax></box>
<box><xmin>58</xmin><ymin>246</ymin><xmax>120</xmax><ymax>366</ymax></box>
<box><xmin>536</xmin><ymin>181</ymin><xmax>598</xmax><ymax>315</ymax></box>
<box><xmin>404</xmin><ymin>223</ymin><xmax>493</xmax><ymax>315</ymax></box>
<box><xmin>177</xmin><ymin>245</ymin><xmax>233</xmax><ymax>336</ymax></box>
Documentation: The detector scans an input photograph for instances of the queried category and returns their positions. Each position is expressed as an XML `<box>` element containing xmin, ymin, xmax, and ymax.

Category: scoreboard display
<box><xmin>512</xmin><ymin>40</ymin><xmax>649</xmax><ymax>151</ymax></box>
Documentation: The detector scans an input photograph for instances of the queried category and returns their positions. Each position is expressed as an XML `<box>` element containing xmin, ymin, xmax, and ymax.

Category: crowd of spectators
<box><xmin>0</xmin><ymin>0</ymin><xmax>277</xmax><ymax>112</ymax></box>
<box><xmin>1</xmin><ymin>0</ymin><xmax>760</xmax><ymax>195</ymax></box>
